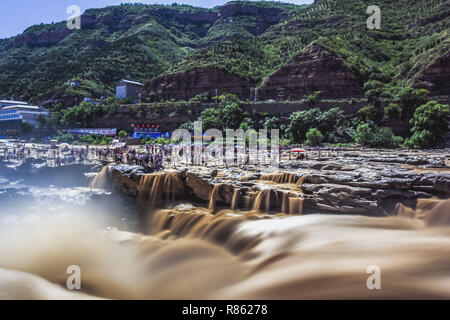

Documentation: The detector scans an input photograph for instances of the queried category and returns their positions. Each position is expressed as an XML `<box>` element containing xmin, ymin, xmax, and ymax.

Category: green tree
<box><xmin>78</xmin><ymin>135</ymin><xmax>94</xmax><ymax>144</ymax></box>
<box><xmin>101</xmin><ymin>97</ymin><xmax>121</xmax><ymax>115</ymax></box>
<box><xmin>199</xmin><ymin>95</ymin><xmax>245</xmax><ymax>131</ymax></box>
<box><xmin>306</xmin><ymin>128</ymin><xmax>323</xmax><ymax>146</ymax></box>
<box><xmin>264</xmin><ymin>117</ymin><xmax>280</xmax><ymax>130</ymax></box>
<box><xmin>199</xmin><ymin>108</ymin><xmax>222</xmax><ymax>130</ymax></box>
<box><xmin>118</xmin><ymin>130</ymin><xmax>127</xmax><ymax>139</ymax></box>
<box><xmin>287</xmin><ymin>108</ymin><xmax>322</xmax><ymax>143</ymax></box>
<box><xmin>179</xmin><ymin>121</ymin><xmax>194</xmax><ymax>132</ymax></box>
<box><xmin>395</xmin><ymin>87</ymin><xmax>429</xmax><ymax>118</ymax></box>
<box><xmin>45</xmin><ymin>112</ymin><xmax>62</xmax><ymax>130</ymax></box>
<box><xmin>221</xmin><ymin>101</ymin><xmax>244</xmax><ymax>130</ymax></box>
<box><xmin>239</xmin><ymin>121</ymin><xmax>251</xmax><ymax>131</ymax></box>
<box><xmin>61</xmin><ymin>102</ymin><xmax>93</xmax><ymax>128</ymax></box>
<box><xmin>58</xmin><ymin>133</ymin><xmax>75</xmax><ymax>143</ymax></box>
<box><xmin>216</xmin><ymin>93</ymin><xmax>240</xmax><ymax>104</ymax></box>
<box><xmin>358</xmin><ymin>105</ymin><xmax>378</xmax><ymax>121</ymax></box>
<box><xmin>352</xmin><ymin>122</ymin><xmax>372</xmax><ymax>146</ymax></box>
<box><xmin>352</xmin><ymin>123</ymin><xmax>402</xmax><ymax>148</ymax></box>
<box><xmin>405</xmin><ymin>130</ymin><xmax>434</xmax><ymax>149</ymax></box>
<box><xmin>318</xmin><ymin>107</ymin><xmax>345</xmax><ymax>134</ymax></box>
<box><xmin>101</xmin><ymin>136</ymin><xmax>113</xmax><ymax>145</ymax></box>
<box><xmin>406</xmin><ymin>101</ymin><xmax>450</xmax><ymax>148</ymax></box>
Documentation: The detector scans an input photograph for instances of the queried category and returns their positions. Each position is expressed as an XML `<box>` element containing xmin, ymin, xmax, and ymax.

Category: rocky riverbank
<box><xmin>0</xmin><ymin>157</ymin><xmax>101</xmax><ymax>187</ymax></box>
<box><xmin>107</xmin><ymin>149</ymin><xmax>450</xmax><ymax>216</ymax></box>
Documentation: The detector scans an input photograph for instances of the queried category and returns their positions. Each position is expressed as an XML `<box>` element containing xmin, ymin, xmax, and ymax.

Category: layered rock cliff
<box><xmin>259</xmin><ymin>44</ymin><xmax>364</xmax><ymax>100</ymax></box>
<box><xmin>218</xmin><ymin>2</ymin><xmax>290</xmax><ymax>35</ymax></box>
<box><xmin>142</xmin><ymin>66</ymin><xmax>255</xmax><ymax>101</ymax></box>
<box><xmin>412</xmin><ymin>50</ymin><xmax>450</xmax><ymax>95</ymax></box>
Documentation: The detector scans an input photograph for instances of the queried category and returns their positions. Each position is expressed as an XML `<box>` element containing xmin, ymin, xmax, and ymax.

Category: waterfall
<box><xmin>279</xmin><ymin>192</ymin><xmax>303</xmax><ymax>214</ymax></box>
<box><xmin>208</xmin><ymin>185</ymin><xmax>221</xmax><ymax>212</ymax></box>
<box><xmin>252</xmin><ymin>189</ymin><xmax>278</xmax><ymax>212</ymax></box>
<box><xmin>243</xmin><ymin>191</ymin><xmax>258</xmax><ymax>210</ymax></box>
<box><xmin>296</xmin><ymin>175</ymin><xmax>307</xmax><ymax>190</ymax></box>
<box><xmin>148</xmin><ymin>205</ymin><xmax>261</xmax><ymax>255</ymax></box>
<box><xmin>231</xmin><ymin>188</ymin><xmax>241</xmax><ymax>211</ymax></box>
<box><xmin>89</xmin><ymin>166</ymin><xmax>109</xmax><ymax>189</ymax></box>
<box><xmin>281</xmin><ymin>192</ymin><xmax>289</xmax><ymax>213</ymax></box>
<box><xmin>260</xmin><ymin>173</ymin><xmax>299</xmax><ymax>184</ymax></box>
<box><xmin>289</xmin><ymin>196</ymin><xmax>304</xmax><ymax>215</ymax></box>
<box><xmin>138</xmin><ymin>172</ymin><xmax>183</xmax><ymax>209</ymax></box>
<box><xmin>396</xmin><ymin>198</ymin><xmax>450</xmax><ymax>226</ymax></box>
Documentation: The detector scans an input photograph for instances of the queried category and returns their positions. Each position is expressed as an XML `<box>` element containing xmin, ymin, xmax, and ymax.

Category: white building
<box><xmin>116</xmin><ymin>80</ymin><xmax>144</xmax><ymax>101</ymax></box>
<box><xmin>0</xmin><ymin>100</ymin><xmax>28</xmax><ymax>109</ymax></box>
<box><xmin>0</xmin><ymin>105</ymin><xmax>50</xmax><ymax>134</ymax></box>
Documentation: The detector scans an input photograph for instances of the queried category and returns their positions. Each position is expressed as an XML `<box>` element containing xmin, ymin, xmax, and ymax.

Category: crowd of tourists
<box><xmin>1</xmin><ymin>141</ymin><xmax>303</xmax><ymax>169</ymax></box>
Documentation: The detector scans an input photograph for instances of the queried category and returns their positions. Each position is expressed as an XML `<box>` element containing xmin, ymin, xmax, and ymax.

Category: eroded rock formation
<box><xmin>107</xmin><ymin>149</ymin><xmax>450</xmax><ymax>216</ymax></box>
<box><xmin>412</xmin><ymin>50</ymin><xmax>450</xmax><ymax>95</ymax></box>
<box><xmin>259</xmin><ymin>43</ymin><xmax>364</xmax><ymax>100</ymax></box>
<box><xmin>142</xmin><ymin>67</ymin><xmax>254</xmax><ymax>101</ymax></box>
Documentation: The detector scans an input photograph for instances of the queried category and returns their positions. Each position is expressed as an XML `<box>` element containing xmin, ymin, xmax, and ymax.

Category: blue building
<box><xmin>0</xmin><ymin>105</ymin><xmax>49</xmax><ymax>135</ymax></box>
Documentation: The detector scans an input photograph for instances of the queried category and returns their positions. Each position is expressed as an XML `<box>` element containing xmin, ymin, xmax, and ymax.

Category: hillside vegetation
<box><xmin>0</xmin><ymin>0</ymin><xmax>448</xmax><ymax>107</ymax></box>
<box><xmin>0</xmin><ymin>1</ymin><xmax>304</xmax><ymax>105</ymax></box>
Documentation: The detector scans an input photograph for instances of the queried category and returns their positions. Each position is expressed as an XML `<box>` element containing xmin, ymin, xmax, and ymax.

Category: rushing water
<box><xmin>0</xmin><ymin>167</ymin><xmax>449</xmax><ymax>299</ymax></box>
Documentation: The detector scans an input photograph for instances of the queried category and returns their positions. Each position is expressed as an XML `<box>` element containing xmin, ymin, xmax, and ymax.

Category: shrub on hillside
<box><xmin>358</xmin><ymin>105</ymin><xmax>378</xmax><ymax>121</ymax></box>
<box><xmin>395</xmin><ymin>87</ymin><xmax>429</xmax><ymax>118</ymax></box>
<box><xmin>303</xmin><ymin>91</ymin><xmax>321</xmax><ymax>107</ymax></box>
<box><xmin>384</xmin><ymin>103</ymin><xmax>402</xmax><ymax>120</ymax></box>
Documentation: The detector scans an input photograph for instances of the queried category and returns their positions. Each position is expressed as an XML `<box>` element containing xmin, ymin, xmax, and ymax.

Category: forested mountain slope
<box><xmin>0</xmin><ymin>0</ymin><xmax>448</xmax><ymax>107</ymax></box>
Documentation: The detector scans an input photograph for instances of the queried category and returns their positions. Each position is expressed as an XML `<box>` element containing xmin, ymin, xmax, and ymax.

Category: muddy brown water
<box><xmin>1</xmin><ymin>170</ymin><xmax>449</xmax><ymax>299</ymax></box>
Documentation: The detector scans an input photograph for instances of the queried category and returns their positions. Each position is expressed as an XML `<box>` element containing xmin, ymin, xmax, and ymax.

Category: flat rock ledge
<box><xmin>107</xmin><ymin>150</ymin><xmax>450</xmax><ymax>216</ymax></box>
